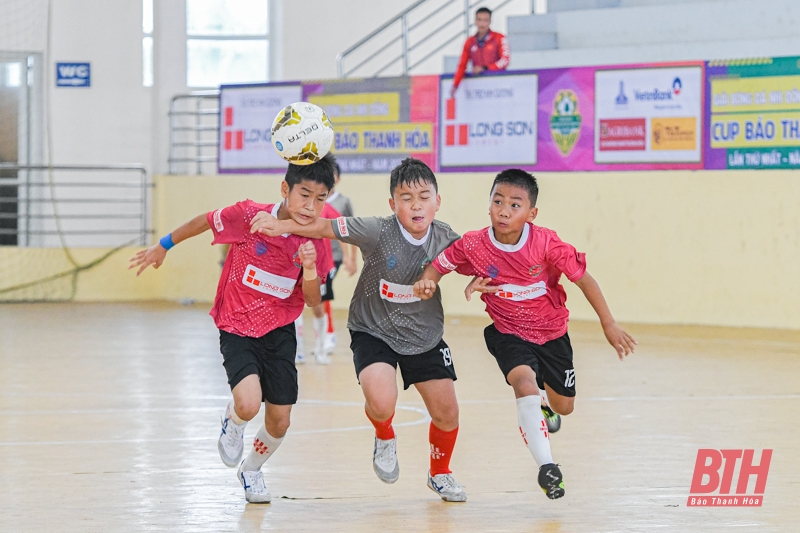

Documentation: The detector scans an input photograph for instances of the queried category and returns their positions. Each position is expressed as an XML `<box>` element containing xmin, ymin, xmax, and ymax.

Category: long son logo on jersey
<box><xmin>379</xmin><ymin>279</ymin><xmax>420</xmax><ymax>303</ymax></box>
<box><xmin>494</xmin><ymin>281</ymin><xmax>547</xmax><ymax>301</ymax></box>
<box><xmin>242</xmin><ymin>264</ymin><xmax>296</xmax><ymax>299</ymax></box>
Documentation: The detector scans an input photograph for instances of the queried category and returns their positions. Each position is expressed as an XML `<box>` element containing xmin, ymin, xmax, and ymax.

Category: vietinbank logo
<box><xmin>633</xmin><ymin>77</ymin><xmax>683</xmax><ymax>102</ymax></box>
<box><xmin>443</xmin><ymin>98</ymin><xmax>534</xmax><ymax>146</ymax></box>
<box><xmin>687</xmin><ymin>448</ymin><xmax>772</xmax><ymax>507</ymax></box>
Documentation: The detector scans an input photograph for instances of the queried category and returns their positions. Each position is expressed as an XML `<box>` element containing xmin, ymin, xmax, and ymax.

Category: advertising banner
<box><xmin>595</xmin><ymin>66</ymin><xmax>703</xmax><ymax>164</ymax></box>
<box><xmin>706</xmin><ymin>56</ymin><xmax>800</xmax><ymax>169</ymax></box>
<box><xmin>218</xmin><ymin>83</ymin><xmax>303</xmax><ymax>173</ymax></box>
<box><xmin>303</xmin><ymin>76</ymin><xmax>438</xmax><ymax>173</ymax></box>
<box><xmin>439</xmin><ymin>74</ymin><xmax>538</xmax><ymax>170</ymax></box>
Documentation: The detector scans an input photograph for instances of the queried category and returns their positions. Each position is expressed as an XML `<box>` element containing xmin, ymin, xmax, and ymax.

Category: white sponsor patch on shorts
<box><xmin>494</xmin><ymin>281</ymin><xmax>547</xmax><ymax>302</ymax></box>
<box><xmin>242</xmin><ymin>264</ymin><xmax>296</xmax><ymax>299</ymax></box>
<box><xmin>379</xmin><ymin>278</ymin><xmax>420</xmax><ymax>304</ymax></box>
<box><xmin>213</xmin><ymin>208</ymin><xmax>225</xmax><ymax>232</ymax></box>
<box><xmin>336</xmin><ymin>217</ymin><xmax>349</xmax><ymax>237</ymax></box>
<box><xmin>436</xmin><ymin>251</ymin><xmax>456</xmax><ymax>271</ymax></box>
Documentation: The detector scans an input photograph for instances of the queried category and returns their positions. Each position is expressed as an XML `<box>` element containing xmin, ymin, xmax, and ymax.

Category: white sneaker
<box><xmin>237</xmin><ymin>464</ymin><xmax>272</xmax><ymax>504</ymax></box>
<box><xmin>295</xmin><ymin>352</ymin><xmax>306</xmax><ymax>364</ymax></box>
<box><xmin>373</xmin><ymin>437</ymin><xmax>399</xmax><ymax>483</ymax></box>
<box><xmin>427</xmin><ymin>471</ymin><xmax>467</xmax><ymax>502</ymax></box>
<box><xmin>315</xmin><ymin>352</ymin><xmax>331</xmax><ymax>365</ymax></box>
<box><xmin>323</xmin><ymin>332</ymin><xmax>337</xmax><ymax>354</ymax></box>
<box><xmin>218</xmin><ymin>404</ymin><xmax>246</xmax><ymax>467</ymax></box>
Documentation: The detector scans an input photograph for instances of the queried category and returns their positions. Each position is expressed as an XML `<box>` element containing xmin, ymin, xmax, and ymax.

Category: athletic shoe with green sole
<box><xmin>538</xmin><ymin>463</ymin><xmax>565</xmax><ymax>499</ymax></box>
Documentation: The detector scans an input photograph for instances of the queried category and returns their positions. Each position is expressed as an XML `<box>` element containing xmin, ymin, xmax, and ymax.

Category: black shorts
<box><xmin>484</xmin><ymin>324</ymin><xmax>576</xmax><ymax>397</ymax></box>
<box><xmin>320</xmin><ymin>261</ymin><xmax>341</xmax><ymax>302</ymax></box>
<box><xmin>219</xmin><ymin>324</ymin><xmax>298</xmax><ymax>405</ymax></box>
<box><xmin>350</xmin><ymin>330</ymin><xmax>457</xmax><ymax>390</ymax></box>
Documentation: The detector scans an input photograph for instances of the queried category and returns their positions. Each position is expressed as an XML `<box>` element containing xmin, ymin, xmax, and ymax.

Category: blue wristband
<box><xmin>159</xmin><ymin>233</ymin><xmax>175</xmax><ymax>251</ymax></box>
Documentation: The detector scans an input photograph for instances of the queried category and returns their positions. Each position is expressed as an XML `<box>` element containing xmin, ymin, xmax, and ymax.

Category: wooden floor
<box><xmin>0</xmin><ymin>302</ymin><xmax>797</xmax><ymax>532</ymax></box>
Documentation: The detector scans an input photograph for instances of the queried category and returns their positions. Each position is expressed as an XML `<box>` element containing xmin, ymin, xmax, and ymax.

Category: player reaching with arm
<box><xmin>128</xmin><ymin>154</ymin><xmax>336</xmax><ymax>504</ymax></box>
<box><xmin>250</xmin><ymin>158</ymin><xmax>467</xmax><ymax>502</ymax></box>
<box><xmin>413</xmin><ymin>169</ymin><xmax>636</xmax><ymax>500</ymax></box>
<box><xmin>295</xmin><ymin>160</ymin><xmax>359</xmax><ymax>364</ymax></box>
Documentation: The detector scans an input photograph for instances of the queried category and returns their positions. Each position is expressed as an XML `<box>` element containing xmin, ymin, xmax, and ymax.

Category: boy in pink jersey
<box><xmin>413</xmin><ymin>168</ymin><xmax>636</xmax><ymax>500</ymax></box>
<box><xmin>129</xmin><ymin>155</ymin><xmax>336</xmax><ymax>503</ymax></box>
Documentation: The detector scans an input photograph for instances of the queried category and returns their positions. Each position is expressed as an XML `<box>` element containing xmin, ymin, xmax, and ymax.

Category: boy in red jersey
<box><xmin>414</xmin><ymin>168</ymin><xmax>636</xmax><ymax>500</ymax></box>
<box><xmin>129</xmin><ymin>154</ymin><xmax>335</xmax><ymax>504</ymax></box>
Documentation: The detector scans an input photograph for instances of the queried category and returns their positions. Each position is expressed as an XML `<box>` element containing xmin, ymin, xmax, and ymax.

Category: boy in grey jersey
<box><xmin>250</xmin><ymin>158</ymin><xmax>467</xmax><ymax>502</ymax></box>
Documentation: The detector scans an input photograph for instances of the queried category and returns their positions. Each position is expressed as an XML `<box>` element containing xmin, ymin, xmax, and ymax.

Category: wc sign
<box><xmin>56</xmin><ymin>62</ymin><xmax>91</xmax><ymax>87</ymax></box>
<box><xmin>687</xmin><ymin>449</ymin><xmax>772</xmax><ymax>507</ymax></box>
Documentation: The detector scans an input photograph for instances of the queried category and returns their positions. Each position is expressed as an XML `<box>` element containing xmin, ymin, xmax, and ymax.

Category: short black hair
<box><xmin>476</xmin><ymin>7</ymin><xmax>492</xmax><ymax>16</ymax></box>
<box><xmin>284</xmin><ymin>152</ymin><xmax>336</xmax><ymax>191</ymax></box>
<box><xmin>492</xmin><ymin>169</ymin><xmax>538</xmax><ymax>206</ymax></box>
<box><xmin>333</xmin><ymin>159</ymin><xmax>341</xmax><ymax>179</ymax></box>
<box><xmin>389</xmin><ymin>157</ymin><xmax>438</xmax><ymax>196</ymax></box>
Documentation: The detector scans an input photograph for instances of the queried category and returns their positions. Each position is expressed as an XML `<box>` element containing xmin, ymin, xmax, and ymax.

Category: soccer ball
<box><xmin>271</xmin><ymin>102</ymin><xmax>334</xmax><ymax>165</ymax></box>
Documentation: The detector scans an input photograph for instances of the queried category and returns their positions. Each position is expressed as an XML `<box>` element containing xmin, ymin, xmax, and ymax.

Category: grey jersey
<box><xmin>331</xmin><ymin>215</ymin><xmax>460</xmax><ymax>355</ymax></box>
<box><xmin>325</xmin><ymin>192</ymin><xmax>354</xmax><ymax>263</ymax></box>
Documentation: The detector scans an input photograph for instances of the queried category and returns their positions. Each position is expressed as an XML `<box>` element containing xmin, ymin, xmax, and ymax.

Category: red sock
<box><xmin>325</xmin><ymin>301</ymin><xmax>334</xmax><ymax>333</ymax></box>
<box><xmin>429</xmin><ymin>423</ymin><xmax>459</xmax><ymax>476</ymax></box>
<box><xmin>366</xmin><ymin>410</ymin><xmax>395</xmax><ymax>440</ymax></box>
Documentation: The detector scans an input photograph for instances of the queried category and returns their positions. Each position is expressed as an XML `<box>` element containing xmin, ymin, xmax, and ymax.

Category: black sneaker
<box><xmin>538</xmin><ymin>463</ymin><xmax>565</xmax><ymax>499</ymax></box>
<box><xmin>542</xmin><ymin>405</ymin><xmax>562</xmax><ymax>434</ymax></box>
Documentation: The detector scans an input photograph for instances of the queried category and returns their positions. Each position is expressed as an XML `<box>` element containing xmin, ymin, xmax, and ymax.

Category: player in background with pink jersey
<box><xmin>129</xmin><ymin>155</ymin><xmax>336</xmax><ymax>504</ymax></box>
<box><xmin>413</xmin><ymin>169</ymin><xmax>636</xmax><ymax>500</ymax></box>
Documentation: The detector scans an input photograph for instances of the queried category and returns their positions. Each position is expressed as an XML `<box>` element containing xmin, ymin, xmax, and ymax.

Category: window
<box><xmin>143</xmin><ymin>0</ymin><xmax>153</xmax><ymax>87</ymax></box>
<box><xmin>186</xmin><ymin>0</ymin><xmax>268</xmax><ymax>88</ymax></box>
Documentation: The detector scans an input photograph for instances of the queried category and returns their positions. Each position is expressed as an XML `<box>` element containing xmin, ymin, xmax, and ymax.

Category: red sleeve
<box><xmin>452</xmin><ymin>38</ymin><xmax>472</xmax><ymax>90</ymax></box>
<box><xmin>486</xmin><ymin>32</ymin><xmax>510</xmax><ymax>71</ymax></box>
<box><xmin>431</xmin><ymin>238</ymin><xmax>479</xmax><ymax>277</ymax></box>
<box><xmin>206</xmin><ymin>201</ymin><xmax>250</xmax><ymax>245</ymax></box>
<box><xmin>545</xmin><ymin>233</ymin><xmax>586</xmax><ymax>282</ymax></box>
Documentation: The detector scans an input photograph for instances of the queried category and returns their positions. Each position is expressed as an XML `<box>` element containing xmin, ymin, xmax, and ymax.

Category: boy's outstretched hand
<box><xmin>413</xmin><ymin>279</ymin><xmax>437</xmax><ymax>300</ymax></box>
<box><xmin>297</xmin><ymin>241</ymin><xmax>317</xmax><ymax>270</ymax></box>
<box><xmin>602</xmin><ymin>322</ymin><xmax>637</xmax><ymax>360</ymax></box>
<box><xmin>128</xmin><ymin>244</ymin><xmax>167</xmax><ymax>276</ymax></box>
<box><xmin>250</xmin><ymin>211</ymin><xmax>282</xmax><ymax>236</ymax></box>
<box><xmin>463</xmin><ymin>276</ymin><xmax>498</xmax><ymax>302</ymax></box>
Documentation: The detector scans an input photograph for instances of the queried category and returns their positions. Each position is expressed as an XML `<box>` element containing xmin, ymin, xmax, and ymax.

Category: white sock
<box><xmin>227</xmin><ymin>400</ymin><xmax>246</xmax><ymax>425</ymax></box>
<box><xmin>540</xmin><ymin>388</ymin><xmax>551</xmax><ymax>409</ymax></box>
<box><xmin>240</xmin><ymin>425</ymin><xmax>284</xmax><ymax>472</ymax></box>
<box><xmin>313</xmin><ymin>315</ymin><xmax>327</xmax><ymax>355</ymax></box>
<box><xmin>295</xmin><ymin>315</ymin><xmax>304</xmax><ymax>356</ymax></box>
<box><xmin>517</xmin><ymin>395</ymin><xmax>554</xmax><ymax>467</ymax></box>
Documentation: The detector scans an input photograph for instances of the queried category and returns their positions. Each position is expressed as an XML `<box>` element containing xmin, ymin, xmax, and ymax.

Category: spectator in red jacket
<box><xmin>450</xmin><ymin>7</ymin><xmax>510</xmax><ymax>97</ymax></box>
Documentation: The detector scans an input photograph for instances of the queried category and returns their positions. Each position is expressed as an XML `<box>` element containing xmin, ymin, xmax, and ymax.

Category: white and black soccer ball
<box><xmin>270</xmin><ymin>102</ymin><xmax>334</xmax><ymax>165</ymax></box>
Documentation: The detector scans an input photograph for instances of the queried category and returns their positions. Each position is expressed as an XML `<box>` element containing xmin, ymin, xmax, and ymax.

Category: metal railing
<box><xmin>0</xmin><ymin>164</ymin><xmax>151</xmax><ymax>247</ymax></box>
<box><xmin>336</xmin><ymin>0</ymin><xmax>519</xmax><ymax>78</ymax></box>
<box><xmin>168</xmin><ymin>91</ymin><xmax>220</xmax><ymax>175</ymax></box>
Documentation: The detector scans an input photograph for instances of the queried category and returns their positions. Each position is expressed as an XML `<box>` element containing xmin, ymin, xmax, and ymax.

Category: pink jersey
<box><xmin>207</xmin><ymin>200</ymin><xmax>332</xmax><ymax>338</ymax></box>
<box><xmin>431</xmin><ymin>223</ymin><xmax>586</xmax><ymax>345</ymax></box>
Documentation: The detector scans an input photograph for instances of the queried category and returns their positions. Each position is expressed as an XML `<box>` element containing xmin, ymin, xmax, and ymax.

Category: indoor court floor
<box><xmin>0</xmin><ymin>302</ymin><xmax>797</xmax><ymax>532</ymax></box>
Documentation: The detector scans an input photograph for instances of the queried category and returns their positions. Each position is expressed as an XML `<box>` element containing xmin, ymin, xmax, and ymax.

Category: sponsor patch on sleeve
<box><xmin>213</xmin><ymin>208</ymin><xmax>225</xmax><ymax>232</ymax></box>
<box><xmin>436</xmin><ymin>251</ymin><xmax>457</xmax><ymax>271</ymax></box>
<box><xmin>336</xmin><ymin>217</ymin><xmax>349</xmax><ymax>237</ymax></box>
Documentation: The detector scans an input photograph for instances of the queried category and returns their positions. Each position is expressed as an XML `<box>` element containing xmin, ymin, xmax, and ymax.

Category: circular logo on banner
<box><xmin>549</xmin><ymin>90</ymin><xmax>582</xmax><ymax>157</ymax></box>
